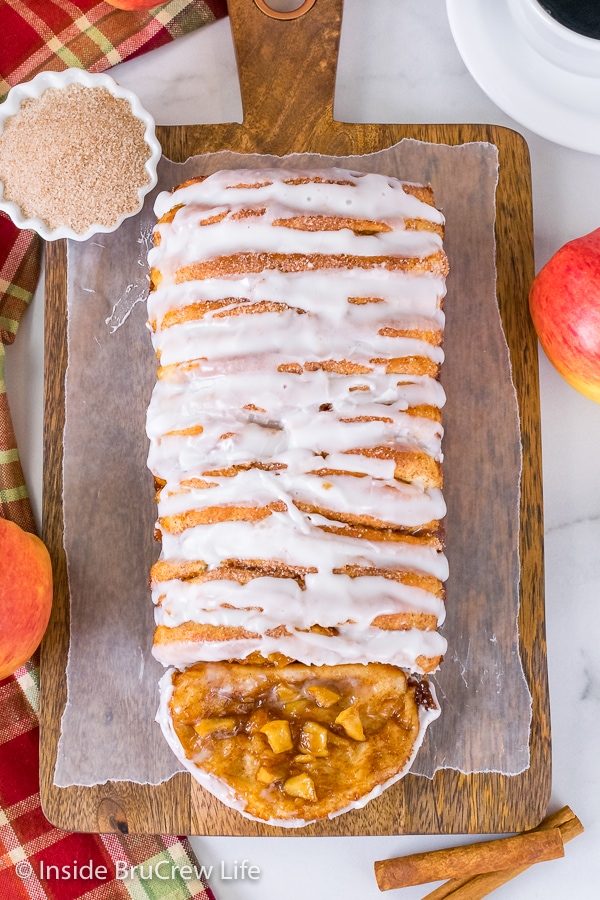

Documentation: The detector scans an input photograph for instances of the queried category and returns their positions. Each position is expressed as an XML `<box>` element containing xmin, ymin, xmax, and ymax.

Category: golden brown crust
<box><xmin>154</xmin><ymin>559</ymin><xmax>316</xmax><ymax>591</ymax></box>
<box><xmin>282</xmin><ymin>176</ymin><xmax>356</xmax><ymax>186</ymax></box>
<box><xmin>161</xmin><ymin>298</ymin><xmax>248</xmax><ymax>327</ymax></box>
<box><xmin>404</xmin><ymin>404</ymin><xmax>442</xmax><ymax>422</ymax></box>
<box><xmin>157</xmin><ymin>203</ymin><xmax>184</xmax><ymax>225</ymax></box>
<box><xmin>150</xmin><ymin>559</ymin><xmax>208</xmax><ymax>585</ymax></box>
<box><xmin>271</xmin><ymin>215</ymin><xmax>393</xmax><ymax>234</ymax></box>
<box><xmin>162</xmin><ymin>425</ymin><xmax>204</xmax><ymax>438</ymax></box>
<box><xmin>225</xmin><ymin>180</ymin><xmax>273</xmax><ymax>189</ymax></box>
<box><xmin>199</xmin><ymin>210</ymin><xmax>229</xmax><ymax>226</ymax></box>
<box><xmin>304</xmin><ymin>359</ymin><xmax>374</xmax><ymax>375</ymax></box>
<box><xmin>378</xmin><ymin>326</ymin><xmax>443</xmax><ymax>346</ymax></box>
<box><xmin>401</xmin><ymin>183</ymin><xmax>435</xmax><ymax>205</ymax></box>
<box><xmin>231</xmin><ymin>207</ymin><xmax>267</xmax><ymax>219</ymax></box>
<box><xmin>169</xmin><ymin>176</ymin><xmax>208</xmax><ymax>192</ymax></box>
<box><xmin>317</xmin><ymin>521</ymin><xmax>444</xmax><ymax>550</ymax></box>
<box><xmin>293</xmin><ymin>500</ymin><xmax>440</xmax><ymax>537</ymax></box>
<box><xmin>174</xmin><ymin>249</ymin><xmax>449</xmax><ymax>282</ymax></box>
<box><xmin>155</xmin><ymin>622</ymin><xmax>261</xmax><ymax>644</ymax></box>
<box><xmin>416</xmin><ymin>654</ymin><xmax>443</xmax><ymax>674</ymax></box>
<box><xmin>159</xmin><ymin>500</ymin><xmax>287</xmax><ymax>535</ymax></box>
<box><xmin>343</xmin><ymin>447</ymin><xmax>442</xmax><ymax>489</ymax></box>
<box><xmin>347</xmin><ymin>296</ymin><xmax>385</xmax><ymax>305</ymax></box>
<box><xmin>149</xmin><ymin>267</ymin><xmax>161</xmax><ymax>291</ymax></box>
<box><xmin>200</xmin><ymin>462</ymin><xmax>288</xmax><ymax>477</ymax></box>
<box><xmin>179</xmin><ymin>477</ymin><xmax>218</xmax><ymax>489</ymax></box>
<box><xmin>404</xmin><ymin>217</ymin><xmax>444</xmax><ymax>238</ymax></box>
<box><xmin>371</xmin><ymin>356</ymin><xmax>441</xmax><ymax>377</ymax></box>
<box><xmin>370</xmin><ymin>612</ymin><xmax>438</xmax><ymax>631</ymax></box>
<box><xmin>333</xmin><ymin>565</ymin><xmax>444</xmax><ymax>598</ymax></box>
<box><xmin>155</xmin><ymin>615</ymin><xmax>441</xmax><ymax>646</ymax></box>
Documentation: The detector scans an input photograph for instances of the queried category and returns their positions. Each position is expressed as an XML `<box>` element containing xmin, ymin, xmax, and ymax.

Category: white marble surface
<box><xmin>5</xmin><ymin>0</ymin><xmax>600</xmax><ymax>896</ymax></box>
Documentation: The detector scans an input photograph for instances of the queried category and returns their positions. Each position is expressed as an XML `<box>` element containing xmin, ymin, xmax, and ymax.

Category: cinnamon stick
<box><xmin>374</xmin><ymin>828</ymin><xmax>564</xmax><ymax>892</ymax></box>
<box><xmin>419</xmin><ymin>805</ymin><xmax>584</xmax><ymax>900</ymax></box>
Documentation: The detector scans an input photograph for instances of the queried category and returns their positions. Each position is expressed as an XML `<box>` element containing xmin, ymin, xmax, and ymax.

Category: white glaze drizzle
<box><xmin>154</xmin><ymin>573</ymin><xmax>446</xmax><ymax>629</ymax></box>
<box><xmin>152</xmin><ymin>627</ymin><xmax>446</xmax><ymax>672</ymax></box>
<box><xmin>152</xmin><ymin>311</ymin><xmax>444</xmax><ymax>367</ymax></box>
<box><xmin>149</xmin><ymin>168</ymin><xmax>445</xmax><ymax>281</ymax></box>
<box><xmin>147</xmin><ymin>270</ymin><xmax>446</xmax><ymax>330</ymax></box>
<box><xmin>147</xmin><ymin>168</ymin><xmax>448</xmax><ymax>670</ymax></box>
<box><xmin>157</xmin><ymin>468</ymin><xmax>445</xmax><ymax>529</ymax></box>
<box><xmin>153</xmin><ymin>169</ymin><xmax>446</xmax><ymax>222</ymax></box>
<box><xmin>159</xmin><ymin>515</ymin><xmax>449</xmax><ymax>580</ymax></box>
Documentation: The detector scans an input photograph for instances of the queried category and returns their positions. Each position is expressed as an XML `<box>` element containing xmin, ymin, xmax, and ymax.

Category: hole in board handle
<box><xmin>253</xmin><ymin>0</ymin><xmax>317</xmax><ymax>20</ymax></box>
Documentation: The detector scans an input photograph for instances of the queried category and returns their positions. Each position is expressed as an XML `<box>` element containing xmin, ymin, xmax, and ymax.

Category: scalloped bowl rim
<box><xmin>0</xmin><ymin>69</ymin><xmax>162</xmax><ymax>242</ymax></box>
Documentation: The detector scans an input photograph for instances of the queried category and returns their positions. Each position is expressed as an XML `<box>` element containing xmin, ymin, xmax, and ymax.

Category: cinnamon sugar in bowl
<box><xmin>0</xmin><ymin>69</ymin><xmax>161</xmax><ymax>241</ymax></box>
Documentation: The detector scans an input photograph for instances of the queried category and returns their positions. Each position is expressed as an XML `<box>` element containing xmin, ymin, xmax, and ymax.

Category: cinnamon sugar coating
<box><xmin>0</xmin><ymin>83</ymin><xmax>151</xmax><ymax>233</ymax></box>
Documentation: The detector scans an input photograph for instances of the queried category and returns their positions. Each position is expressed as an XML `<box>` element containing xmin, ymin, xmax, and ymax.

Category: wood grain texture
<box><xmin>40</xmin><ymin>0</ymin><xmax>550</xmax><ymax>835</ymax></box>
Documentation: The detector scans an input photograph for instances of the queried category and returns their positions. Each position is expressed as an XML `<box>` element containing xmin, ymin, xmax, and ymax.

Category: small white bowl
<box><xmin>0</xmin><ymin>69</ymin><xmax>161</xmax><ymax>241</ymax></box>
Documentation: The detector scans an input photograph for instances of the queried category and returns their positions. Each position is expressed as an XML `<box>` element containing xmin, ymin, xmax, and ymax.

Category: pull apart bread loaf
<box><xmin>146</xmin><ymin>168</ymin><xmax>449</xmax><ymax>826</ymax></box>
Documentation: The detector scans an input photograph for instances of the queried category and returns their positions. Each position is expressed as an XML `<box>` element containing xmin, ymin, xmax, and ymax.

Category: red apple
<box><xmin>529</xmin><ymin>227</ymin><xmax>600</xmax><ymax>402</ymax></box>
<box><xmin>0</xmin><ymin>519</ymin><xmax>53</xmax><ymax>679</ymax></box>
<box><xmin>103</xmin><ymin>0</ymin><xmax>164</xmax><ymax>9</ymax></box>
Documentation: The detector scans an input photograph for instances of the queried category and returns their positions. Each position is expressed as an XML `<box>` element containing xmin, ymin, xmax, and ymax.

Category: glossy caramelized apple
<box><xmin>167</xmin><ymin>661</ymin><xmax>437</xmax><ymax>823</ymax></box>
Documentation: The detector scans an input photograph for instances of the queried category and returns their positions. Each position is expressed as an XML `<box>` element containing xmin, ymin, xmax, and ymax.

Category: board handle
<box><xmin>227</xmin><ymin>0</ymin><xmax>344</xmax><ymax>150</ymax></box>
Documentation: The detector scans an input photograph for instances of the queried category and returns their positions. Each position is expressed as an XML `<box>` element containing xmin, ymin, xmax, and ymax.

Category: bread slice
<box><xmin>147</xmin><ymin>168</ymin><xmax>449</xmax><ymax>824</ymax></box>
<box><xmin>146</xmin><ymin>168</ymin><xmax>449</xmax><ymax>673</ymax></box>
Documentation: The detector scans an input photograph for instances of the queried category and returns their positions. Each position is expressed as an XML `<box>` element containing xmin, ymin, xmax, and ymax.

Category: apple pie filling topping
<box><xmin>168</xmin><ymin>661</ymin><xmax>436</xmax><ymax>822</ymax></box>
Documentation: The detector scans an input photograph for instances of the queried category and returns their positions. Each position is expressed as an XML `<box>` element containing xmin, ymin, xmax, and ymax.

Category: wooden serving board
<box><xmin>41</xmin><ymin>0</ymin><xmax>550</xmax><ymax>835</ymax></box>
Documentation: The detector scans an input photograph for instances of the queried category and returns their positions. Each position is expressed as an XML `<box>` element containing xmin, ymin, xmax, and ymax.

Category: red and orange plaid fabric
<box><xmin>1</xmin><ymin>0</ymin><xmax>227</xmax><ymax>99</ymax></box>
<box><xmin>1</xmin><ymin>2</ymin><xmax>227</xmax><ymax>896</ymax></box>
<box><xmin>0</xmin><ymin>218</ymin><xmax>40</xmax><ymax>532</ymax></box>
<box><xmin>0</xmin><ymin>658</ymin><xmax>216</xmax><ymax>899</ymax></box>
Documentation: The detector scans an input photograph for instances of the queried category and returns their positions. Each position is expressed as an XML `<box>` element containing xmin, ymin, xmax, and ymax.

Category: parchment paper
<box><xmin>55</xmin><ymin>139</ymin><xmax>531</xmax><ymax>787</ymax></box>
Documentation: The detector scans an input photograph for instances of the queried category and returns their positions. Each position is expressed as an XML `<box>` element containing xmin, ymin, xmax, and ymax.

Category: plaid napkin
<box><xmin>0</xmin><ymin>2</ymin><xmax>227</xmax><ymax>896</ymax></box>
<box><xmin>1</xmin><ymin>0</ymin><xmax>227</xmax><ymax>100</ymax></box>
<box><xmin>0</xmin><ymin>656</ymin><xmax>216</xmax><ymax>899</ymax></box>
<box><xmin>0</xmin><ymin>218</ymin><xmax>40</xmax><ymax>532</ymax></box>
<box><xmin>0</xmin><ymin>0</ymin><xmax>228</xmax><ymax>346</ymax></box>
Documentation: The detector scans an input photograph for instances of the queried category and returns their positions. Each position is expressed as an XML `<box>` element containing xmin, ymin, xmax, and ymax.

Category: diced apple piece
<box><xmin>293</xmin><ymin>754</ymin><xmax>314</xmax><ymax>763</ymax></box>
<box><xmin>194</xmin><ymin>717</ymin><xmax>237</xmax><ymax>737</ymax></box>
<box><xmin>259</xmin><ymin>719</ymin><xmax>294</xmax><ymax>753</ymax></box>
<box><xmin>245</xmin><ymin>708</ymin><xmax>270</xmax><ymax>734</ymax></box>
<box><xmin>266</xmin><ymin>652</ymin><xmax>294</xmax><ymax>667</ymax></box>
<box><xmin>283</xmin><ymin>773</ymin><xmax>317</xmax><ymax>800</ymax></box>
<box><xmin>335</xmin><ymin>705</ymin><xmax>366</xmax><ymax>741</ymax></box>
<box><xmin>306</xmin><ymin>685</ymin><xmax>341</xmax><ymax>708</ymax></box>
<box><xmin>256</xmin><ymin>767</ymin><xmax>278</xmax><ymax>784</ymax></box>
<box><xmin>283</xmin><ymin>699</ymin><xmax>309</xmax><ymax>716</ymax></box>
<box><xmin>275</xmin><ymin>683</ymin><xmax>299</xmax><ymax>702</ymax></box>
<box><xmin>299</xmin><ymin>721</ymin><xmax>329</xmax><ymax>757</ymax></box>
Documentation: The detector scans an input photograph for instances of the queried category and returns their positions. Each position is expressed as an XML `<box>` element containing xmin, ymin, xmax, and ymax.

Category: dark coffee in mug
<box><xmin>538</xmin><ymin>0</ymin><xmax>600</xmax><ymax>39</ymax></box>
